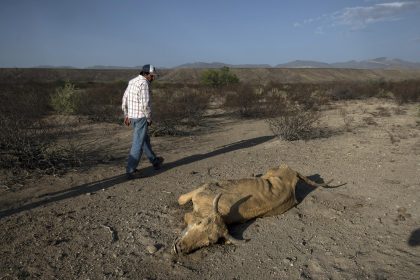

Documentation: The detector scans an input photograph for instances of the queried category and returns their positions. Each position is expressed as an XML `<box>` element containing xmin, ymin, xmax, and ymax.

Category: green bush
<box><xmin>201</xmin><ymin>67</ymin><xmax>239</xmax><ymax>88</ymax></box>
<box><xmin>50</xmin><ymin>81</ymin><xmax>80</xmax><ymax>114</ymax></box>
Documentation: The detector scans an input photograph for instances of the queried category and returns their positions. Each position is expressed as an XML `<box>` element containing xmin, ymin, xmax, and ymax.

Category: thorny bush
<box><xmin>223</xmin><ymin>83</ymin><xmax>323</xmax><ymax>119</ymax></box>
<box><xmin>150</xmin><ymin>87</ymin><xmax>211</xmax><ymax>136</ymax></box>
<box><xmin>389</xmin><ymin>80</ymin><xmax>420</xmax><ymax>104</ymax></box>
<box><xmin>223</xmin><ymin>84</ymin><xmax>263</xmax><ymax>118</ymax></box>
<box><xmin>0</xmin><ymin>83</ymin><xmax>52</xmax><ymax>171</ymax></box>
<box><xmin>50</xmin><ymin>81</ymin><xmax>80</xmax><ymax>114</ymax></box>
<box><xmin>266</xmin><ymin>103</ymin><xmax>322</xmax><ymax>141</ymax></box>
<box><xmin>50</xmin><ymin>81</ymin><xmax>125</xmax><ymax>122</ymax></box>
<box><xmin>0</xmin><ymin>82</ymin><xmax>107</xmax><ymax>186</ymax></box>
<box><xmin>75</xmin><ymin>82</ymin><xmax>124</xmax><ymax>122</ymax></box>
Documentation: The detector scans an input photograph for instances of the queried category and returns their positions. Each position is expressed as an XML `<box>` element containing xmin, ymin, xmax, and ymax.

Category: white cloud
<box><xmin>315</xmin><ymin>26</ymin><xmax>325</xmax><ymax>35</ymax></box>
<box><xmin>334</xmin><ymin>1</ymin><xmax>420</xmax><ymax>29</ymax></box>
<box><xmin>294</xmin><ymin>1</ymin><xmax>420</xmax><ymax>31</ymax></box>
<box><xmin>293</xmin><ymin>14</ymin><xmax>328</xmax><ymax>28</ymax></box>
<box><xmin>409</xmin><ymin>36</ymin><xmax>420</xmax><ymax>42</ymax></box>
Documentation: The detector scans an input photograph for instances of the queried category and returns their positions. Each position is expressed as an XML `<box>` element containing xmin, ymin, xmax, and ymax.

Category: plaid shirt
<box><xmin>121</xmin><ymin>75</ymin><xmax>152</xmax><ymax>121</ymax></box>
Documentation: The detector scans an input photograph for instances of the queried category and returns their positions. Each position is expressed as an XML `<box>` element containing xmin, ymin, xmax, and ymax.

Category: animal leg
<box><xmin>183</xmin><ymin>212</ymin><xmax>194</xmax><ymax>224</ymax></box>
<box><xmin>178</xmin><ymin>185</ymin><xmax>206</xmax><ymax>205</ymax></box>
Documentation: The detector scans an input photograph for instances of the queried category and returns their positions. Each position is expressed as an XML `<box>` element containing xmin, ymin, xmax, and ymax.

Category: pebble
<box><xmin>283</xmin><ymin>258</ymin><xmax>294</xmax><ymax>266</ymax></box>
<box><xmin>146</xmin><ymin>245</ymin><xmax>158</xmax><ymax>254</ymax></box>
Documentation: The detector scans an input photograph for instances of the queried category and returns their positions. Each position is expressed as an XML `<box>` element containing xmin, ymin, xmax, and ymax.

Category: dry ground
<box><xmin>1</xmin><ymin>99</ymin><xmax>419</xmax><ymax>279</ymax></box>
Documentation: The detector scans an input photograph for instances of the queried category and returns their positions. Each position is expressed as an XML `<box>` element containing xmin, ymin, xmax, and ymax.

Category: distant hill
<box><xmin>29</xmin><ymin>57</ymin><xmax>420</xmax><ymax>70</ymax></box>
<box><xmin>331</xmin><ymin>57</ymin><xmax>420</xmax><ymax>70</ymax></box>
<box><xmin>177</xmin><ymin>58</ymin><xmax>420</xmax><ymax>70</ymax></box>
<box><xmin>35</xmin><ymin>65</ymin><xmax>77</xmax><ymax>69</ymax></box>
<box><xmin>276</xmin><ymin>57</ymin><xmax>420</xmax><ymax>70</ymax></box>
<box><xmin>175</xmin><ymin>62</ymin><xmax>271</xmax><ymax>69</ymax></box>
<box><xmin>175</xmin><ymin>62</ymin><xmax>228</xmax><ymax>69</ymax></box>
<box><xmin>275</xmin><ymin>60</ymin><xmax>331</xmax><ymax>68</ymax></box>
<box><xmin>1</xmin><ymin>67</ymin><xmax>420</xmax><ymax>84</ymax></box>
<box><xmin>161</xmin><ymin>68</ymin><xmax>420</xmax><ymax>85</ymax></box>
<box><xmin>86</xmin><ymin>65</ymin><xmax>139</xmax><ymax>70</ymax></box>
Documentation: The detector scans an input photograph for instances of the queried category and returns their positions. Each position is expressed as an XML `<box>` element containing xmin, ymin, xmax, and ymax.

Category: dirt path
<box><xmin>1</xmin><ymin>99</ymin><xmax>419</xmax><ymax>279</ymax></box>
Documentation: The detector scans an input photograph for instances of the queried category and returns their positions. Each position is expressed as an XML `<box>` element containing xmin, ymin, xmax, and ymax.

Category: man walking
<box><xmin>122</xmin><ymin>64</ymin><xmax>164</xmax><ymax>179</ymax></box>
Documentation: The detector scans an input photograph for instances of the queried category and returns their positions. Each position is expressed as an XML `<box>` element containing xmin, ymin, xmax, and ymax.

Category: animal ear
<box><xmin>212</xmin><ymin>193</ymin><xmax>222</xmax><ymax>215</ymax></box>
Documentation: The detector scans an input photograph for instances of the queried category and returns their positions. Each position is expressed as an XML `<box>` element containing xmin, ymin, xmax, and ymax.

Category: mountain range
<box><xmin>33</xmin><ymin>57</ymin><xmax>420</xmax><ymax>70</ymax></box>
<box><xmin>175</xmin><ymin>57</ymin><xmax>420</xmax><ymax>70</ymax></box>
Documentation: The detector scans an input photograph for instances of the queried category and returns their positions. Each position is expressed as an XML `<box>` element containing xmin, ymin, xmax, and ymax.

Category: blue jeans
<box><xmin>126</xmin><ymin>118</ymin><xmax>157</xmax><ymax>174</ymax></box>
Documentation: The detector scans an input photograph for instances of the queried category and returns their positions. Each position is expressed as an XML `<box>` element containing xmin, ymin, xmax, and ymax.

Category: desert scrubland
<box><xmin>1</xmin><ymin>68</ymin><xmax>419</xmax><ymax>279</ymax></box>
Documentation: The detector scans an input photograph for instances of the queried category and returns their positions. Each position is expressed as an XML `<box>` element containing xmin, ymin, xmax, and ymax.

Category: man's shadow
<box><xmin>408</xmin><ymin>228</ymin><xmax>420</xmax><ymax>247</ymax></box>
<box><xmin>139</xmin><ymin>135</ymin><xmax>276</xmax><ymax>177</ymax></box>
<box><xmin>0</xmin><ymin>135</ymin><xmax>275</xmax><ymax>220</ymax></box>
<box><xmin>228</xmin><ymin>174</ymin><xmax>325</xmax><ymax>239</ymax></box>
<box><xmin>0</xmin><ymin>174</ymin><xmax>128</xmax><ymax>219</ymax></box>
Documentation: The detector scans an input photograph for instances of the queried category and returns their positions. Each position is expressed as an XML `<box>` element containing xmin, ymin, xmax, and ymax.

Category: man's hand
<box><xmin>124</xmin><ymin>116</ymin><xmax>131</xmax><ymax>127</ymax></box>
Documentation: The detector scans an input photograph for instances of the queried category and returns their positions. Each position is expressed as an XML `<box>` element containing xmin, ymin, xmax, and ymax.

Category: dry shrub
<box><xmin>0</xmin><ymin>84</ymin><xmax>74</xmax><ymax>184</ymax></box>
<box><xmin>1</xmin><ymin>114</ymin><xmax>108</xmax><ymax>186</ymax></box>
<box><xmin>0</xmin><ymin>83</ymin><xmax>52</xmax><ymax>159</ymax></box>
<box><xmin>263</xmin><ymin>88</ymin><xmax>289</xmax><ymax>117</ymax></box>
<box><xmin>326</xmin><ymin>81</ymin><xmax>380</xmax><ymax>101</ymax></box>
<box><xmin>0</xmin><ymin>82</ymin><xmax>52</xmax><ymax>118</ymax></box>
<box><xmin>75</xmin><ymin>82</ymin><xmax>124</xmax><ymax>122</ymax></box>
<box><xmin>281</xmin><ymin>83</ymin><xmax>327</xmax><ymax>109</ymax></box>
<box><xmin>339</xmin><ymin>108</ymin><xmax>354</xmax><ymax>132</ymax></box>
<box><xmin>264</xmin><ymin>85</ymin><xmax>326</xmax><ymax>118</ymax></box>
<box><xmin>322</xmin><ymin>79</ymin><xmax>420</xmax><ymax>103</ymax></box>
<box><xmin>150</xmin><ymin>88</ymin><xmax>211</xmax><ymax>136</ymax></box>
<box><xmin>392</xmin><ymin>106</ymin><xmax>406</xmax><ymax>115</ymax></box>
<box><xmin>363</xmin><ymin>116</ymin><xmax>378</xmax><ymax>126</ymax></box>
<box><xmin>262</xmin><ymin>83</ymin><xmax>328</xmax><ymax>140</ymax></box>
<box><xmin>267</xmin><ymin>104</ymin><xmax>322</xmax><ymax>141</ymax></box>
<box><xmin>390</xmin><ymin>80</ymin><xmax>420</xmax><ymax>104</ymax></box>
<box><xmin>223</xmin><ymin>84</ymin><xmax>262</xmax><ymax>117</ymax></box>
<box><xmin>49</xmin><ymin>81</ymin><xmax>125</xmax><ymax>122</ymax></box>
<box><xmin>223</xmin><ymin>83</ymin><xmax>327</xmax><ymax>145</ymax></box>
<box><xmin>386</xmin><ymin>130</ymin><xmax>400</xmax><ymax>145</ymax></box>
<box><xmin>223</xmin><ymin>84</ymin><xmax>295</xmax><ymax>118</ymax></box>
<box><xmin>373</xmin><ymin>106</ymin><xmax>392</xmax><ymax>117</ymax></box>
<box><xmin>0</xmin><ymin>82</ymin><xmax>108</xmax><ymax>186</ymax></box>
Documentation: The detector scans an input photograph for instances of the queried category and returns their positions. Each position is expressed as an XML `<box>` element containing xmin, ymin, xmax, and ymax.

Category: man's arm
<box><xmin>139</xmin><ymin>82</ymin><xmax>152</xmax><ymax>124</ymax></box>
<box><xmin>122</xmin><ymin>86</ymin><xmax>130</xmax><ymax>126</ymax></box>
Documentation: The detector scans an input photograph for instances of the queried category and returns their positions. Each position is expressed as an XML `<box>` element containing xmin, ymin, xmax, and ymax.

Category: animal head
<box><xmin>173</xmin><ymin>194</ymin><xmax>241</xmax><ymax>254</ymax></box>
<box><xmin>262</xmin><ymin>164</ymin><xmax>296</xmax><ymax>179</ymax></box>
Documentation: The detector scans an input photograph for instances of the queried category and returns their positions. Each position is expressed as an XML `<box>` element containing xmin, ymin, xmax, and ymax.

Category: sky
<box><xmin>0</xmin><ymin>0</ymin><xmax>419</xmax><ymax>68</ymax></box>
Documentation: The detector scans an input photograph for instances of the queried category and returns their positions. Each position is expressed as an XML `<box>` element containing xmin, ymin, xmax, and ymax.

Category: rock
<box><xmin>282</xmin><ymin>258</ymin><xmax>292</xmax><ymax>265</ymax></box>
<box><xmin>146</xmin><ymin>245</ymin><xmax>158</xmax><ymax>254</ymax></box>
